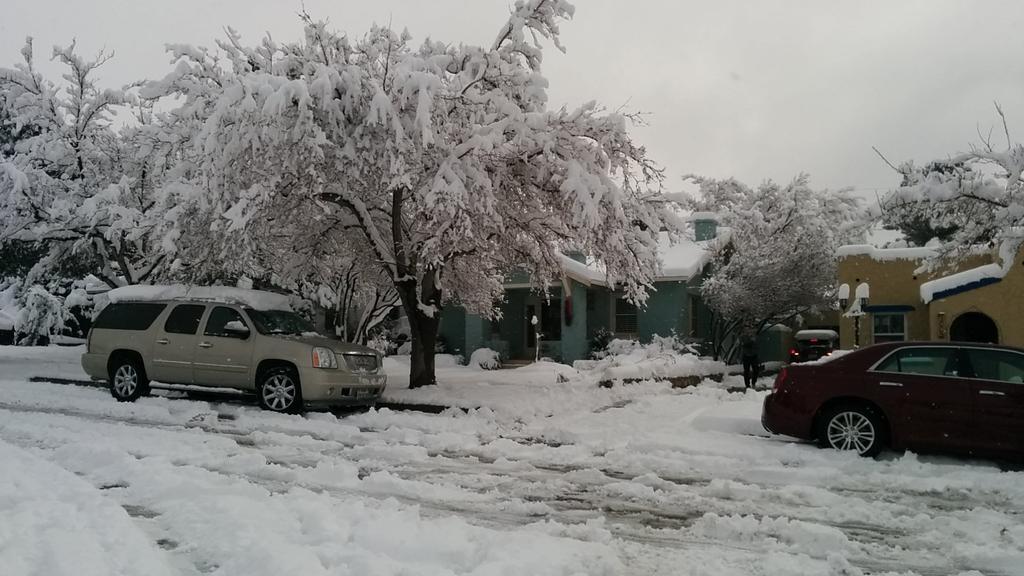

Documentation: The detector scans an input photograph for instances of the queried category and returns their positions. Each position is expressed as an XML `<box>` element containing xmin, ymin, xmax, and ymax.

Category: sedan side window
<box><xmin>966</xmin><ymin>349</ymin><xmax>1024</xmax><ymax>384</ymax></box>
<box><xmin>875</xmin><ymin>348</ymin><xmax>960</xmax><ymax>377</ymax></box>
<box><xmin>205</xmin><ymin>307</ymin><xmax>250</xmax><ymax>339</ymax></box>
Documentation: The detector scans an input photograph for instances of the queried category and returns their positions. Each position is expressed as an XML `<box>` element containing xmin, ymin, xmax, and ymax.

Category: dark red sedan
<box><xmin>762</xmin><ymin>342</ymin><xmax>1024</xmax><ymax>457</ymax></box>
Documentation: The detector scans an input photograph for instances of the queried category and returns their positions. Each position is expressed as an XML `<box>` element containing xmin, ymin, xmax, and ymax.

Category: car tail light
<box><xmin>773</xmin><ymin>367</ymin><xmax>789</xmax><ymax>392</ymax></box>
<box><xmin>789</xmin><ymin>348</ymin><xmax>799</xmax><ymax>356</ymax></box>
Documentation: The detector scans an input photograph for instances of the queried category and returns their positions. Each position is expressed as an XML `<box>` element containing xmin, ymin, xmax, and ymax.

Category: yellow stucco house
<box><xmin>836</xmin><ymin>242</ymin><xmax>1024</xmax><ymax>350</ymax></box>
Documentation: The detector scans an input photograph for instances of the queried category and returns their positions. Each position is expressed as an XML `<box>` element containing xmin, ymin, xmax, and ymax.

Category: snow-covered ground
<box><xmin>2</xmin><ymin>346</ymin><xmax>1024</xmax><ymax>575</ymax></box>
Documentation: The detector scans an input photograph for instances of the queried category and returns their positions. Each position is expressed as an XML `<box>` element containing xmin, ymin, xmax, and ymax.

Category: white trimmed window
<box><xmin>873</xmin><ymin>313</ymin><xmax>906</xmax><ymax>343</ymax></box>
<box><xmin>614</xmin><ymin>297</ymin><xmax>638</xmax><ymax>337</ymax></box>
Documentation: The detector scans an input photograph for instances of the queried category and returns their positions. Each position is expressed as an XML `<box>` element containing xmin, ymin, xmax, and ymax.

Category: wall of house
<box><xmin>836</xmin><ymin>251</ymin><xmax>993</xmax><ymax>348</ymax></box>
<box><xmin>639</xmin><ymin>280</ymin><xmax>688</xmax><ymax>341</ymax></box>
<box><xmin>837</xmin><ymin>254</ymin><xmax>933</xmax><ymax>348</ymax></box>
<box><xmin>927</xmin><ymin>252</ymin><xmax>1024</xmax><ymax>347</ymax></box>
<box><xmin>438</xmin><ymin>306</ymin><xmax>466</xmax><ymax>356</ymax></box>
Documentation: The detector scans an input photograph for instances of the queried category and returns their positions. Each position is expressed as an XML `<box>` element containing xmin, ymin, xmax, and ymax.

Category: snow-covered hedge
<box><xmin>580</xmin><ymin>335</ymin><xmax>727</xmax><ymax>382</ymax></box>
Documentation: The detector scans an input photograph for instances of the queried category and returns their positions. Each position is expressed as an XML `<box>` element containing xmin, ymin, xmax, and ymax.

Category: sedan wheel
<box><xmin>258</xmin><ymin>368</ymin><xmax>302</xmax><ymax>413</ymax></box>
<box><xmin>820</xmin><ymin>406</ymin><xmax>885</xmax><ymax>457</ymax></box>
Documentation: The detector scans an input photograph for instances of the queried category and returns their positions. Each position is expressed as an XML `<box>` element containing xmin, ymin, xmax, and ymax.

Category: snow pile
<box><xmin>585</xmin><ymin>336</ymin><xmax>727</xmax><ymax>382</ymax></box>
<box><xmin>0</xmin><ymin>439</ymin><xmax>174</xmax><ymax>576</ymax></box>
<box><xmin>468</xmin><ymin>348</ymin><xmax>501</xmax><ymax>370</ymax></box>
<box><xmin>105</xmin><ymin>284</ymin><xmax>294</xmax><ymax>311</ymax></box>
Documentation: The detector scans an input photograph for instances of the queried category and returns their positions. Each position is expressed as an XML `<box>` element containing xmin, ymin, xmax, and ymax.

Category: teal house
<box><xmin>438</xmin><ymin>217</ymin><xmax>724</xmax><ymax>364</ymax></box>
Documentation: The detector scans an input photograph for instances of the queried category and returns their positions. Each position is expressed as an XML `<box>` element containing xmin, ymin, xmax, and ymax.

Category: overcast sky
<box><xmin>5</xmin><ymin>1</ymin><xmax>1024</xmax><ymax>197</ymax></box>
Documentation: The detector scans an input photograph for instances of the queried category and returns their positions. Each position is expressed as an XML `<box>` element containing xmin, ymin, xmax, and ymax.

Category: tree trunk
<box><xmin>395</xmin><ymin>276</ymin><xmax>442</xmax><ymax>388</ymax></box>
<box><xmin>407</xmin><ymin>310</ymin><xmax>439</xmax><ymax>388</ymax></box>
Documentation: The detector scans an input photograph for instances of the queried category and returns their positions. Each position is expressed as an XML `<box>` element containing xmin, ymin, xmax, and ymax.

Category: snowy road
<box><xmin>3</xmin><ymin>350</ymin><xmax>1024</xmax><ymax>575</ymax></box>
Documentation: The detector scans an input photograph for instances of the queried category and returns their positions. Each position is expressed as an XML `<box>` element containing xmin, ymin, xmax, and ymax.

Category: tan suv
<box><xmin>81</xmin><ymin>290</ymin><xmax>386</xmax><ymax>413</ymax></box>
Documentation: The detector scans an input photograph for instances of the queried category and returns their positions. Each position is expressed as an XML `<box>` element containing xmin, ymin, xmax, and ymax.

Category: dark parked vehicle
<box><xmin>788</xmin><ymin>329</ymin><xmax>838</xmax><ymax>363</ymax></box>
<box><xmin>762</xmin><ymin>342</ymin><xmax>1024</xmax><ymax>457</ymax></box>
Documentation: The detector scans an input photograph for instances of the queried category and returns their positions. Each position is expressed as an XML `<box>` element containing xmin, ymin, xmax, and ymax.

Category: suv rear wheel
<box><xmin>257</xmin><ymin>366</ymin><xmax>303</xmax><ymax>413</ymax></box>
<box><xmin>817</xmin><ymin>404</ymin><xmax>886</xmax><ymax>457</ymax></box>
<box><xmin>109</xmin><ymin>355</ymin><xmax>149</xmax><ymax>402</ymax></box>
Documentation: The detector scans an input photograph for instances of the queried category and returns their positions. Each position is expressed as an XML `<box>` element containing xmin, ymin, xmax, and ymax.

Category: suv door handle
<box><xmin>879</xmin><ymin>381</ymin><xmax>903</xmax><ymax>388</ymax></box>
<box><xmin>979</xmin><ymin>389</ymin><xmax>1006</xmax><ymax>396</ymax></box>
<box><xmin>156</xmin><ymin>338</ymin><xmax>169</xmax><ymax>345</ymax></box>
<box><xmin>198</xmin><ymin>342</ymin><xmax>213</xmax><ymax>348</ymax></box>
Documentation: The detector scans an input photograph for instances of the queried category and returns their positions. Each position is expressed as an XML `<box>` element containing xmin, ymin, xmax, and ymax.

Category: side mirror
<box><xmin>223</xmin><ymin>320</ymin><xmax>250</xmax><ymax>338</ymax></box>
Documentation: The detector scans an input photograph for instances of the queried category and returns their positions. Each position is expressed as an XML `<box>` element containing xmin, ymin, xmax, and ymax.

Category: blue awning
<box><xmin>929</xmin><ymin>277</ymin><xmax>1003</xmax><ymax>302</ymax></box>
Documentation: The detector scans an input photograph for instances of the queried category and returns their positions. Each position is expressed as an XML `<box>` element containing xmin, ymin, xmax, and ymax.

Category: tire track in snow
<box><xmin>2</xmin><ymin>401</ymin><xmax>1021</xmax><ymax>576</ymax></box>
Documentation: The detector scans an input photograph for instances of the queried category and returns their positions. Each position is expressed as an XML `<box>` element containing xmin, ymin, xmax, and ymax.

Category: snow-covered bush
<box><xmin>365</xmin><ymin>332</ymin><xmax>394</xmax><ymax>356</ymax></box>
<box><xmin>15</xmin><ymin>284</ymin><xmax>70</xmax><ymax>345</ymax></box>
<box><xmin>469</xmin><ymin>348</ymin><xmax>502</xmax><ymax>370</ymax></box>
<box><xmin>584</xmin><ymin>334</ymin><xmax>726</xmax><ymax>382</ymax></box>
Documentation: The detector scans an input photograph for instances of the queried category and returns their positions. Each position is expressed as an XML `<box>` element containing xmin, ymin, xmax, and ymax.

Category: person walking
<box><xmin>741</xmin><ymin>330</ymin><xmax>760</xmax><ymax>389</ymax></box>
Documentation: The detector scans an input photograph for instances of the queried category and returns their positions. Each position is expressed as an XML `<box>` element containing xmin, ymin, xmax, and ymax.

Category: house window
<box><xmin>614</xmin><ymin>297</ymin><xmax>638</xmax><ymax>336</ymax></box>
<box><xmin>873</xmin><ymin>313</ymin><xmax>906</xmax><ymax>343</ymax></box>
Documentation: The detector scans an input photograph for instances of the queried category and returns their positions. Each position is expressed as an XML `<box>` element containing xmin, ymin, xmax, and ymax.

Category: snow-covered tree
<box><xmin>883</xmin><ymin>108</ymin><xmax>1018</xmax><ymax>257</ymax></box>
<box><xmin>688</xmin><ymin>175</ymin><xmax>865</xmax><ymax>360</ymax></box>
<box><xmin>0</xmin><ymin>39</ymin><xmax>170</xmax><ymax>288</ymax></box>
<box><xmin>147</xmin><ymin>1</ymin><xmax>676</xmax><ymax>387</ymax></box>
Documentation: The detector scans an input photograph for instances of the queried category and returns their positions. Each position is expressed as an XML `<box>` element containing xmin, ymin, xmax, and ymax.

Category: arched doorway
<box><xmin>949</xmin><ymin>312</ymin><xmax>999</xmax><ymax>344</ymax></box>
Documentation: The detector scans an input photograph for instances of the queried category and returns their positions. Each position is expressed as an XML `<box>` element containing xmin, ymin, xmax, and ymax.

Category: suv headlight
<box><xmin>311</xmin><ymin>347</ymin><xmax>338</xmax><ymax>369</ymax></box>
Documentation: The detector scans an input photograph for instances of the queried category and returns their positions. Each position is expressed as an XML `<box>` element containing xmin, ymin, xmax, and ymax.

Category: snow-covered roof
<box><xmin>920</xmin><ymin>263</ymin><xmax>1008</xmax><ymax>304</ymax></box>
<box><xmin>557</xmin><ymin>230</ymin><xmax>726</xmax><ymax>286</ymax></box>
<box><xmin>836</xmin><ymin>244</ymin><xmax>938</xmax><ymax>261</ymax></box>
<box><xmin>106</xmin><ymin>285</ymin><xmax>294</xmax><ymax>311</ymax></box>
<box><xmin>863</xmin><ymin>226</ymin><xmax>908</xmax><ymax>249</ymax></box>
<box><xmin>794</xmin><ymin>329</ymin><xmax>839</xmax><ymax>341</ymax></box>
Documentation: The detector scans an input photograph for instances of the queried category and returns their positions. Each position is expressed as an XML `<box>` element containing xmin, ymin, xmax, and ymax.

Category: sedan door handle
<box><xmin>198</xmin><ymin>342</ymin><xmax>213</xmax><ymax>349</ymax></box>
<box><xmin>879</xmin><ymin>381</ymin><xmax>903</xmax><ymax>388</ymax></box>
<box><xmin>979</xmin><ymin>389</ymin><xmax>1006</xmax><ymax>397</ymax></box>
<box><xmin>156</xmin><ymin>338</ymin><xmax>169</xmax><ymax>345</ymax></box>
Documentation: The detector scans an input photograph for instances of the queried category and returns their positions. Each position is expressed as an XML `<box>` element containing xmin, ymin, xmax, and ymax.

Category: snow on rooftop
<box><xmin>106</xmin><ymin>284</ymin><xmax>295</xmax><ymax>311</ymax></box>
<box><xmin>920</xmin><ymin>263</ymin><xmax>1008</xmax><ymax>304</ymax></box>
<box><xmin>557</xmin><ymin>230</ymin><xmax>725</xmax><ymax>286</ymax></box>
<box><xmin>836</xmin><ymin>244</ymin><xmax>938</xmax><ymax>261</ymax></box>
<box><xmin>794</xmin><ymin>329</ymin><xmax>839</xmax><ymax>341</ymax></box>
<box><xmin>658</xmin><ymin>231</ymin><xmax>715</xmax><ymax>279</ymax></box>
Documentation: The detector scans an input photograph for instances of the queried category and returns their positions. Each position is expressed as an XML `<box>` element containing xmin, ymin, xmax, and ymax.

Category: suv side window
<box><xmin>164</xmin><ymin>304</ymin><xmax>206</xmax><ymax>335</ymax></box>
<box><xmin>875</xmin><ymin>347</ymin><xmax>960</xmax><ymax>377</ymax></box>
<box><xmin>93</xmin><ymin>303</ymin><xmax>167</xmax><ymax>331</ymax></box>
<box><xmin>966</xmin><ymin>349</ymin><xmax>1024</xmax><ymax>384</ymax></box>
<box><xmin>204</xmin><ymin>306</ymin><xmax>249</xmax><ymax>339</ymax></box>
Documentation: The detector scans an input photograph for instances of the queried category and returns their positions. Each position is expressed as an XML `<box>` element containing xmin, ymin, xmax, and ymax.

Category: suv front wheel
<box><xmin>109</xmin><ymin>355</ymin><xmax>149</xmax><ymax>402</ymax></box>
<box><xmin>257</xmin><ymin>366</ymin><xmax>303</xmax><ymax>413</ymax></box>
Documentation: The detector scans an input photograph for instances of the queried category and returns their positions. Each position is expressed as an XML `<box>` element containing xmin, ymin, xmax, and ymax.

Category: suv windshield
<box><xmin>244</xmin><ymin>308</ymin><xmax>315</xmax><ymax>336</ymax></box>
